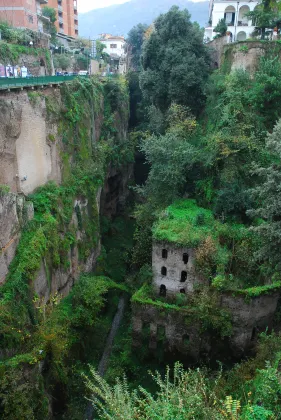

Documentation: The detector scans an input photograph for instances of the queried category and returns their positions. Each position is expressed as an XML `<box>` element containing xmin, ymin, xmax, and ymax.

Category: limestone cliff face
<box><xmin>0</xmin><ymin>89</ymin><xmax>61</xmax><ymax>194</ymax></box>
<box><xmin>0</xmin><ymin>192</ymin><xmax>33</xmax><ymax>284</ymax></box>
<box><xmin>208</xmin><ymin>39</ymin><xmax>280</xmax><ymax>73</ymax></box>
<box><xmin>0</xmin><ymin>81</ymin><xmax>130</xmax><ymax>300</ymax></box>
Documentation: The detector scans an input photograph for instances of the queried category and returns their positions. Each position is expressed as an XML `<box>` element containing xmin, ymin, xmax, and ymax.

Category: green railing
<box><xmin>0</xmin><ymin>75</ymin><xmax>87</xmax><ymax>89</ymax></box>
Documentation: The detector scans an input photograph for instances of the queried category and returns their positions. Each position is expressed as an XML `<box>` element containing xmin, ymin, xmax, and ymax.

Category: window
<box><xmin>161</xmin><ymin>266</ymin><xmax>167</xmax><ymax>276</ymax></box>
<box><xmin>180</xmin><ymin>271</ymin><xmax>187</xmax><ymax>282</ymax></box>
<box><xmin>251</xmin><ymin>327</ymin><xmax>256</xmax><ymax>341</ymax></box>
<box><xmin>180</xmin><ymin>288</ymin><xmax>186</xmax><ymax>294</ymax></box>
<box><xmin>110</xmin><ymin>44</ymin><xmax>117</xmax><ymax>48</ymax></box>
<box><xmin>183</xmin><ymin>253</ymin><xmax>189</xmax><ymax>264</ymax></box>
<box><xmin>28</xmin><ymin>15</ymin><xmax>33</xmax><ymax>23</ymax></box>
<box><xmin>162</xmin><ymin>249</ymin><xmax>168</xmax><ymax>259</ymax></box>
<box><xmin>182</xmin><ymin>334</ymin><xmax>190</xmax><ymax>346</ymax></box>
<box><xmin>160</xmin><ymin>284</ymin><xmax>166</xmax><ymax>297</ymax></box>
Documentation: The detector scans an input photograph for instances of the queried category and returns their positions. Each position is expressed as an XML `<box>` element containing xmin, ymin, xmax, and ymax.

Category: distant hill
<box><xmin>78</xmin><ymin>0</ymin><xmax>209</xmax><ymax>38</ymax></box>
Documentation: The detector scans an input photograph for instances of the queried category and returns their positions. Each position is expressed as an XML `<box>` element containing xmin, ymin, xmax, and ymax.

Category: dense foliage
<box><xmin>140</xmin><ymin>6</ymin><xmax>211</xmax><ymax>116</ymax></box>
<box><xmin>127</xmin><ymin>23</ymin><xmax>149</xmax><ymax>70</ymax></box>
<box><xmin>85</xmin><ymin>338</ymin><xmax>281</xmax><ymax>420</ymax></box>
<box><xmin>0</xmin><ymin>76</ymin><xmax>132</xmax><ymax>418</ymax></box>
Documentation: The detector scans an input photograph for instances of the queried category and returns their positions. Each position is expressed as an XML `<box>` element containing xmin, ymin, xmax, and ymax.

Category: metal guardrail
<box><xmin>0</xmin><ymin>73</ymin><xmax>121</xmax><ymax>90</ymax></box>
<box><xmin>0</xmin><ymin>75</ymin><xmax>86</xmax><ymax>90</ymax></box>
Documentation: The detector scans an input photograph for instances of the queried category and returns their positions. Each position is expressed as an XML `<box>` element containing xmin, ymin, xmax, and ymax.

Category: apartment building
<box><xmin>0</xmin><ymin>0</ymin><xmax>48</xmax><ymax>32</ymax></box>
<box><xmin>44</xmin><ymin>0</ymin><xmax>78</xmax><ymax>39</ymax></box>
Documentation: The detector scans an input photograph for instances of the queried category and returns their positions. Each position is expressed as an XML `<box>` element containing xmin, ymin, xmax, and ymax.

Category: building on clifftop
<box><xmin>205</xmin><ymin>0</ymin><xmax>259</xmax><ymax>42</ymax></box>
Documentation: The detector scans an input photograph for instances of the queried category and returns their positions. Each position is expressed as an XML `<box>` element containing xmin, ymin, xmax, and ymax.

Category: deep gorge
<box><xmin>2</xmin><ymin>5</ymin><xmax>281</xmax><ymax>420</ymax></box>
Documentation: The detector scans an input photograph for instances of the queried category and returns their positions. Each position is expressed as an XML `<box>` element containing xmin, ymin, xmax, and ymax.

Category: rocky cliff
<box><xmin>0</xmin><ymin>76</ymin><xmax>131</xmax><ymax>311</ymax></box>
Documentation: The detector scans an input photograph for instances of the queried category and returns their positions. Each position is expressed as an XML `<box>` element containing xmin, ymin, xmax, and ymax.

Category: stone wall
<box><xmin>223</xmin><ymin>41</ymin><xmax>267</xmax><ymax>73</ymax></box>
<box><xmin>132</xmin><ymin>302</ymin><xmax>208</xmax><ymax>362</ymax></box>
<box><xmin>221</xmin><ymin>292</ymin><xmax>280</xmax><ymax>356</ymax></box>
<box><xmin>132</xmin><ymin>290</ymin><xmax>280</xmax><ymax>361</ymax></box>
<box><xmin>207</xmin><ymin>36</ymin><xmax>229</xmax><ymax>68</ymax></box>
<box><xmin>152</xmin><ymin>242</ymin><xmax>206</xmax><ymax>296</ymax></box>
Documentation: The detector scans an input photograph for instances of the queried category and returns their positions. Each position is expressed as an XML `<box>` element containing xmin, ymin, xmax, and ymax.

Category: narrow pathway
<box><xmin>85</xmin><ymin>295</ymin><xmax>126</xmax><ymax>419</ymax></box>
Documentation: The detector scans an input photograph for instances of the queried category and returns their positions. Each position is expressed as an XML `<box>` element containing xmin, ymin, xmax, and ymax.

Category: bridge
<box><xmin>0</xmin><ymin>75</ymin><xmax>91</xmax><ymax>91</ymax></box>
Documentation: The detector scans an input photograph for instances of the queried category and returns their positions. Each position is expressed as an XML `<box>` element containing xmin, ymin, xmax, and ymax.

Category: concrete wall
<box><xmin>0</xmin><ymin>89</ymin><xmax>61</xmax><ymax>195</ymax></box>
<box><xmin>152</xmin><ymin>242</ymin><xmax>206</xmax><ymax>296</ymax></box>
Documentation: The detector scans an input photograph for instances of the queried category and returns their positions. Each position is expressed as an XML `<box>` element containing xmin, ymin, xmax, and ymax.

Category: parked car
<box><xmin>78</xmin><ymin>70</ymin><xmax>88</xmax><ymax>76</ymax></box>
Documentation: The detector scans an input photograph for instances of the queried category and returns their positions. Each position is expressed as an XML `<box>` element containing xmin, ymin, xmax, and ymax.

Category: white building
<box><xmin>99</xmin><ymin>34</ymin><xmax>127</xmax><ymax>74</ymax></box>
<box><xmin>205</xmin><ymin>0</ymin><xmax>259</xmax><ymax>42</ymax></box>
<box><xmin>99</xmin><ymin>34</ymin><xmax>126</xmax><ymax>58</ymax></box>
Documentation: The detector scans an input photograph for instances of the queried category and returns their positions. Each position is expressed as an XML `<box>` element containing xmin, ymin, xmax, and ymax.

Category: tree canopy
<box><xmin>127</xmin><ymin>23</ymin><xmax>149</xmax><ymax>70</ymax></box>
<box><xmin>140</xmin><ymin>6</ymin><xmax>211</xmax><ymax>116</ymax></box>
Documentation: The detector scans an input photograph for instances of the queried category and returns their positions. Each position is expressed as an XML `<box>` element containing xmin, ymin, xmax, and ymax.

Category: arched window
<box><xmin>180</xmin><ymin>288</ymin><xmax>186</xmax><ymax>294</ymax></box>
<box><xmin>162</xmin><ymin>249</ymin><xmax>168</xmax><ymax>259</ymax></box>
<box><xmin>180</xmin><ymin>271</ymin><xmax>187</xmax><ymax>282</ymax></box>
<box><xmin>183</xmin><ymin>253</ymin><xmax>189</xmax><ymax>264</ymax></box>
<box><xmin>237</xmin><ymin>31</ymin><xmax>247</xmax><ymax>41</ymax></box>
<box><xmin>160</xmin><ymin>284</ymin><xmax>166</xmax><ymax>297</ymax></box>
<box><xmin>224</xmin><ymin>6</ymin><xmax>236</xmax><ymax>26</ymax></box>
<box><xmin>238</xmin><ymin>5</ymin><xmax>250</xmax><ymax>26</ymax></box>
<box><xmin>161</xmin><ymin>266</ymin><xmax>167</xmax><ymax>276</ymax></box>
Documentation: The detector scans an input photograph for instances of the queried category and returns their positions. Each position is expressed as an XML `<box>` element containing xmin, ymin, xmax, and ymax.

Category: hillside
<box><xmin>78</xmin><ymin>0</ymin><xmax>209</xmax><ymax>38</ymax></box>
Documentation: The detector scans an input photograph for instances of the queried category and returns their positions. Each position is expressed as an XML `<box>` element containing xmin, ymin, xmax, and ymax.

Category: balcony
<box><xmin>39</xmin><ymin>0</ymin><xmax>48</xmax><ymax>3</ymax></box>
<box><xmin>58</xmin><ymin>5</ymin><xmax>63</xmax><ymax>12</ymax></box>
<box><xmin>74</xmin><ymin>4</ymin><xmax>77</xmax><ymax>11</ymax></box>
<box><xmin>58</xmin><ymin>16</ymin><xmax>64</xmax><ymax>23</ymax></box>
<box><xmin>75</xmin><ymin>24</ymin><xmax>78</xmax><ymax>30</ymax></box>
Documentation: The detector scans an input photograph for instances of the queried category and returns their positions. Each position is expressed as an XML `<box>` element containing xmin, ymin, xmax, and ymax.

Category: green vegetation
<box><xmin>140</xmin><ymin>6</ymin><xmax>211</xmax><ymax>116</ymax></box>
<box><xmin>0</xmin><ymin>41</ymin><xmax>51</xmax><ymax>70</ymax></box>
<box><xmin>0</xmin><ymin>184</ymin><xmax>10</xmax><ymax>196</ymax></box>
<box><xmin>85</xmin><ymin>337</ymin><xmax>281</xmax><ymax>420</ymax></box>
<box><xmin>4</xmin><ymin>3</ymin><xmax>281</xmax><ymax>418</ymax></box>
<box><xmin>0</xmin><ymin>75</ymin><xmax>133</xmax><ymax>417</ymax></box>
<box><xmin>213</xmin><ymin>18</ymin><xmax>227</xmax><ymax>37</ymax></box>
<box><xmin>41</xmin><ymin>7</ymin><xmax>57</xmax><ymax>43</ymax></box>
<box><xmin>53</xmin><ymin>54</ymin><xmax>71</xmax><ymax>71</ymax></box>
<box><xmin>127</xmin><ymin>23</ymin><xmax>148</xmax><ymax>70</ymax></box>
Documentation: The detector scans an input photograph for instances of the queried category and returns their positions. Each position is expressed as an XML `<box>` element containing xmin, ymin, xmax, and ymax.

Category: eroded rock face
<box><xmin>0</xmin><ymin>192</ymin><xmax>34</xmax><ymax>284</ymax></box>
<box><xmin>33</xmin><ymin>193</ymin><xmax>101</xmax><ymax>303</ymax></box>
<box><xmin>0</xmin><ymin>90</ymin><xmax>61</xmax><ymax>194</ymax></box>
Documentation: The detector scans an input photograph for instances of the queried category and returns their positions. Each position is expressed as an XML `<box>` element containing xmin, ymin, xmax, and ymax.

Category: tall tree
<box><xmin>140</xmin><ymin>6</ymin><xmax>210</xmax><ymax>115</ymax></box>
<box><xmin>248</xmin><ymin>119</ymin><xmax>281</xmax><ymax>273</ymax></box>
<box><xmin>127</xmin><ymin>23</ymin><xmax>148</xmax><ymax>70</ymax></box>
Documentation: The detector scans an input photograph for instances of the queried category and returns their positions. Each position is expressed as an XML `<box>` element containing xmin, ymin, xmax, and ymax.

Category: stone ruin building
<box><xmin>152</xmin><ymin>242</ymin><xmax>206</xmax><ymax>297</ymax></box>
